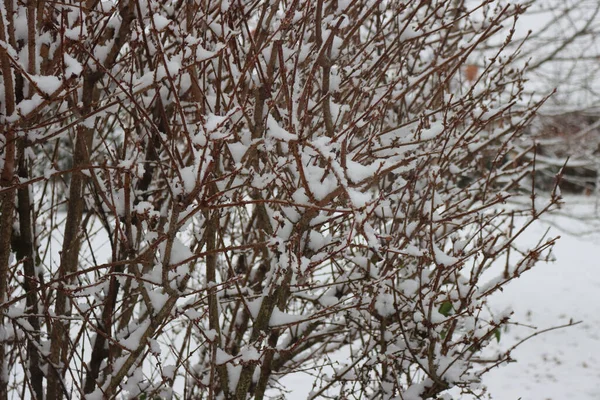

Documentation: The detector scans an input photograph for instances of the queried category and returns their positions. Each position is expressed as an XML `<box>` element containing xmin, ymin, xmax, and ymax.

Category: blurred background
<box><xmin>477</xmin><ymin>1</ymin><xmax>600</xmax><ymax>398</ymax></box>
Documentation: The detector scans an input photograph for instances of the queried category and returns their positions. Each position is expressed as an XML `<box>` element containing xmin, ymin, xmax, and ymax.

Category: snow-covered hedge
<box><xmin>0</xmin><ymin>1</ymin><xmax>562</xmax><ymax>399</ymax></box>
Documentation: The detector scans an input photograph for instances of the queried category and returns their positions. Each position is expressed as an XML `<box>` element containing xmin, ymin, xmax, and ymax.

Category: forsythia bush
<box><xmin>0</xmin><ymin>1</ymin><xmax>561</xmax><ymax>399</ymax></box>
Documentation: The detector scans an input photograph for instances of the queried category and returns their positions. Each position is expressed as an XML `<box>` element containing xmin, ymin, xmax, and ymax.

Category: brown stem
<box><xmin>0</xmin><ymin>6</ymin><xmax>17</xmax><ymax>400</ymax></box>
<box><xmin>15</xmin><ymin>141</ymin><xmax>44</xmax><ymax>399</ymax></box>
<box><xmin>45</xmin><ymin>124</ymin><xmax>89</xmax><ymax>400</ymax></box>
<box><xmin>0</xmin><ymin>190</ymin><xmax>14</xmax><ymax>400</ymax></box>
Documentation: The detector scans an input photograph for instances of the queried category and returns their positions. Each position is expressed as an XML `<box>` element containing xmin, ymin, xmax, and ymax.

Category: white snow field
<box><xmin>42</xmin><ymin>197</ymin><xmax>600</xmax><ymax>400</ymax></box>
<box><xmin>483</xmin><ymin>197</ymin><xmax>600</xmax><ymax>400</ymax></box>
<box><xmin>278</xmin><ymin>196</ymin><xmax>600</xmax><ymax>399</ymax></box>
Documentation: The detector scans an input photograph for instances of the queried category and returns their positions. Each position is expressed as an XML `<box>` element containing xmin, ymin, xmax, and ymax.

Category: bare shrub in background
<box><xmin>524</xmin><ymin>111</ymin><xmax>600</xmax><ymax>193</ymax></box>
<box><xmin>502</xmin><ymin>0</ymin><xmax>600</xmax><ymax>195</ymax></box>
<box><xmin>0</xmin><ymin>1</ymin><xmax>562</xmax><ymax>399</ymax></box>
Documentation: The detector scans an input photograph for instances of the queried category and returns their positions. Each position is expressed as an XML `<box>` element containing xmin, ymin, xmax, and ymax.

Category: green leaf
<box><xmin>438</xmin><ymin>301</ymin><xmax>453</xmax><ymax>317</ymax></box>
<box><xmin>494</xmin><ymin>327</ymin><xmax>501</xmax><ymax>343</ymax></box>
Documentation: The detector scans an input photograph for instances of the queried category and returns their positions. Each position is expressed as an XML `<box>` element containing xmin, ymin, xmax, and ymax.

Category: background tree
<box><xmin>496</xmin><ymin>0</ymin><xmax>600</xmax><ymax>195</ymax></box>
<box><xmin>0</xmin><ymin>1</ymin><xmax>562</xmax><ymax>399</ymax></box>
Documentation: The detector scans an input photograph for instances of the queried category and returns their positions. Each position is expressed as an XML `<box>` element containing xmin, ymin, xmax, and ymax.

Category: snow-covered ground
<box><xmin>279</xmin><ymin>196</ymin><xmax>600</xmax><ymax>399</ymax></box>
<box><xmin>45</xmin><ymin>197</ymin><xmax>600</xmax><ymax>399</ymax></box>
<box><xmin>483</xmin><ymin>196</ymin><xmax>600</xmax><ymax>400</ymax></box>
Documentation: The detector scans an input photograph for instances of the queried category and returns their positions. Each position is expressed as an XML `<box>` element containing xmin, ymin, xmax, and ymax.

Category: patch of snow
<box><xmin>267</xmin><ymin>115</ymin><xmax>297</xmax><ymax>141</ymax></box>
<box><xmin>120</xmin><ymin>320</ymin><xmax>151</xmax><ymax>351</ymax></box>
<box><xmin>30</xmin><ymin>75</ymin><xmax>62</xmax><ymax>96</ymax></box>
<box><xmin>433</xmin><ymin>244</ymin><xmax>459</xmax><ymax>266</ymax></box>
<box><xmin>152</xmin><ymin>14</ymin><xmax>171</xmax><ymax>31</ymax></box>
<box><xmin>270</xmin><ymin>307</ymin><xmax>307</xmax><ymax>326</ymax></box>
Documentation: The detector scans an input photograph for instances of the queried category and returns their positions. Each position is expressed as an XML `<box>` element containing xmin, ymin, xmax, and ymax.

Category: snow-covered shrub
<box><xmin>0</xmin><ymin>1</ymin><xmax>562</xmax><ymax>399</ymax></box>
